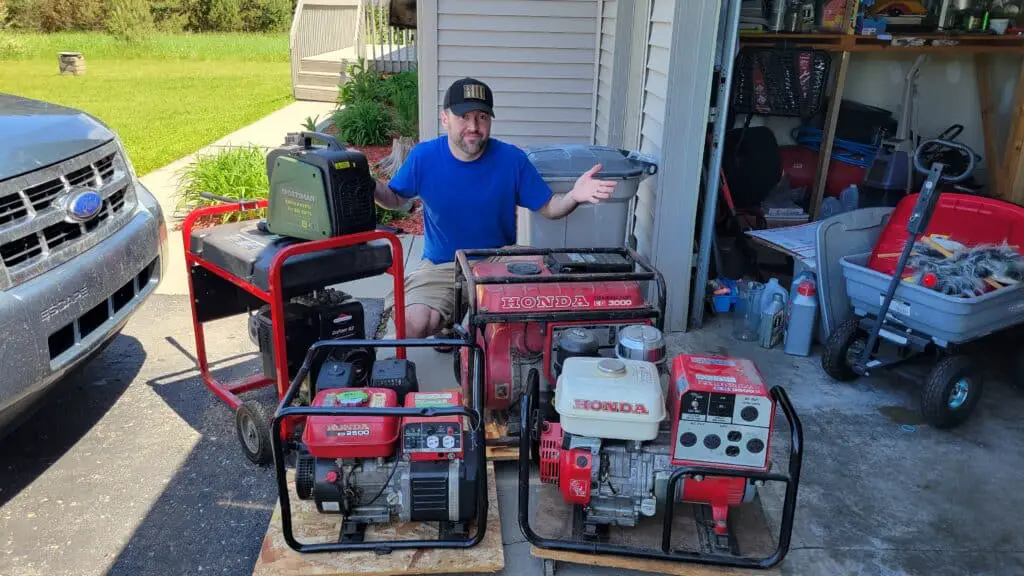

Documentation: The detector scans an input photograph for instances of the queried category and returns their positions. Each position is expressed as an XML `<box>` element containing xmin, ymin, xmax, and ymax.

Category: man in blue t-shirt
<box><xmin>377</xmin><ymin>77</ymin><xmax>617</xmax><ymax>345</ymax></box>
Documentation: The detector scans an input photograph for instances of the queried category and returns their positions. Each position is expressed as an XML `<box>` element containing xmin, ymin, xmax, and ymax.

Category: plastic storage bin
<box><xmin>517</xmin><ymin>145</ymin><xmax>657</xmax><ymax>248</ymax></box>
<box><xmin>840</xmin><ymin>252</ymin><xmax>1024</xmax><ymax>346</ymax></box>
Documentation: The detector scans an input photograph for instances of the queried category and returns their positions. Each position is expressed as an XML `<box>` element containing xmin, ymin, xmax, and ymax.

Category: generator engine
<box><xmin>294</xmin><ymin>384</ymin><xmax>480</xmax><ymax>540</ymax></box>
<box><xmin>538</xmin><ymin>353</ymin><xmax>775</xmax><ymax>543</ymax></box>
<box><xmin>248</xmin><ymin>287</ymin><xmax>375</xmax><ymax>386</ymax></box>
<box><xmin>456</xmin><ymin>250</ymin><xmax>665</xmax><ymax>433</ymax></box>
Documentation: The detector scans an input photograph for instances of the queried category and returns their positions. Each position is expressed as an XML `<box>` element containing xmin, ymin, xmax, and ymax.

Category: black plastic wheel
<box><xmin>235</xmin><ymin>400</ymin><xmax>273</xmax><ymax>466</ymax></box>
<box><xmin>920</xmin><ymin>355</ymin><xmax>983</xmax><ymax>429</ymax></box>
<box><xmin>821</xmin><ymin>318</ymin><xmax>867</xmax><ymax>382</ymax></box>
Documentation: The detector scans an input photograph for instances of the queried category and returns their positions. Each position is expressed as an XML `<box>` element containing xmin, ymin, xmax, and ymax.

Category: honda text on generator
<box><xmin>517</xmin><ymin>353</ymin><xmax>803</xmax><ymax>570</ymax></box>
<box><xmin>452</xmin><ymin>247</ymin><xmax>667</xmax><ymax>445</ymax></box>
<box><xmin>271</xmin><ymin>337</ymin><xmax>489</xmax><ymax>554</ymax></box>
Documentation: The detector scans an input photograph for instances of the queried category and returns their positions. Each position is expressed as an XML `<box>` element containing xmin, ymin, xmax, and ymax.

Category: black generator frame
<box><xmin>271</xmin><ymin>337</ymin><xmax>489</xmax><ymax>555</ymax></box>
<box><xmin>516</xmin><ymin>369</ymin><xmax>805</xmax><ymax>570</ymax></box>
<box><xmin>453</xmin><ymin>246</ymin><xmax>667</xmax><ymax>329</ymax></box>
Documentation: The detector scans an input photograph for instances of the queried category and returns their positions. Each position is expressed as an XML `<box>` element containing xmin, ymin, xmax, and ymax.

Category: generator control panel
<box><xmin>668</xmin><ymin>355</ymin><xmax>774</xmax><ymax>470</ymax></box>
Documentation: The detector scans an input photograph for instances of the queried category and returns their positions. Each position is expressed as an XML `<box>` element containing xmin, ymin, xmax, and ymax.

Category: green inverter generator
<box><xmin>264</xmin><ymin>132</ymin><xmax>378</xmax><ymax>241</ymax></box>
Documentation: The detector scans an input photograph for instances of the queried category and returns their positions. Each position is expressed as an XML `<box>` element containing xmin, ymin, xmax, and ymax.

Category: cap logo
<box><xmin>463</xmin><ymin>84</ymin><xmax>487</xmax><ymax>100</ymax></box>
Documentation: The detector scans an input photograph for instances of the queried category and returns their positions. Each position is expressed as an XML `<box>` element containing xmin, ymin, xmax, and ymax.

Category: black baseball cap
<box><xmin>443</xmin><ymin>77</ymin><xmax>495</xmax><ymax>117</ymax></box>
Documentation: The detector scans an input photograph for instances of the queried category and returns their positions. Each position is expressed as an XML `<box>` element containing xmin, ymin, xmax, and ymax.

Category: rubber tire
<box><xmin>920</xmin><ymin>355</ymin><xmax>983</xmax><ymax>430</ymax></box>
<box><xmin>235</xmin><ymin>400</ymin><xmax>274</xmax><ymax>466</ymax></box>
<box><xmin>1013</xmin><ymin>354</ymin><xmax>1024</xmax><ymax>392</ymax></box>
<box><xmin>821</xmin><ymin>318</ymin><xmax>866</xmax><ymax>382</ymax></box>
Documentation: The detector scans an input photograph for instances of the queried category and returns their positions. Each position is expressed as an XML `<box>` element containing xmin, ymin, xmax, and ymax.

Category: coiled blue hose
<box><xmin>791</xmin><ymin>126</ymin><xmax>879</xmax><ymax>168</ymax></box>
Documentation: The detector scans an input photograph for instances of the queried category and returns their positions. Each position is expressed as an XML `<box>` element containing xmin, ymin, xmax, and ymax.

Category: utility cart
<box><xmin>822</xmin><ymin>139</ymin><xmax>1024</xmax><ymax>429</ymax></box>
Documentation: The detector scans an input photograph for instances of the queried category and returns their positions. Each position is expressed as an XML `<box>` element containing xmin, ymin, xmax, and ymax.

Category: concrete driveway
<box><xmin>2</xmin><ymin>101</ymin><xmax>1024</xmax><ymax>576</ymax></box>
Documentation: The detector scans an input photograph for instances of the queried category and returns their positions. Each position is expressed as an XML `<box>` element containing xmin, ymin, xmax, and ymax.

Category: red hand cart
<box><xmin>182</xmin><ymin>198</ymin><xmax>407</xmax><ymax>465</ymax></box>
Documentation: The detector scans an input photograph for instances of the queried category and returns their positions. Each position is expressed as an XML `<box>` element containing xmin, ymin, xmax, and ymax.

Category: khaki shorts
<box><xmin>385</xmin><ymin>246</ymin><xmax>523</xmax><ymax>327</ymax></box>
<box><xmin>385</xmin><ymin>258</ymin><xmax>465</xmax><ymax>326</ymax></box>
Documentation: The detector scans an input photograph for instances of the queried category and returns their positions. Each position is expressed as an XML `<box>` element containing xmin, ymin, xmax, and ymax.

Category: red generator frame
<box><xmin>182</xmin><ymin>198</ymin><xmax>408</xmax><ymax>465</ymax></box>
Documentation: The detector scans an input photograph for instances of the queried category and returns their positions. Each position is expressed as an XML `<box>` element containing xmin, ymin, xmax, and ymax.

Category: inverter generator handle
<box><xmin>299</xmin><ymin>131</ymin><xmax>345</xmax><ymax>151</ymax></box>
<box><xmin>914</xmin><ymin>138</ymin><xmax>975</xmax><ymax>183</ymax></box>
<box><xmin>198</xmin><ymin>190</ymin><xmax>264</xmax><ymax>211</ymax></box>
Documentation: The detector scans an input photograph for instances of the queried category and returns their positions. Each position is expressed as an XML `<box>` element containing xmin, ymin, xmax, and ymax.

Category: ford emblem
<box><xmin>66</xmin><ymin>189</ymin><xmax>103</xmax><ymax>222</ymax></box>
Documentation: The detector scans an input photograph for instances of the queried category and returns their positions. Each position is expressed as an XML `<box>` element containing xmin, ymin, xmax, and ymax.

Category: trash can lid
<box><xmin>526</xmin><ymin>145</ymin><xmax>657</xmax><ymax>180</ymax></box>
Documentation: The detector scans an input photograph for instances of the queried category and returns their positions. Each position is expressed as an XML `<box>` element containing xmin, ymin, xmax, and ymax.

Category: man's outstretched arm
<box><xmin>537</xmin><ymin>163</ymin><xmax>617</xmax><ymax>219</ymax></box>
<box><xmin>374</xmin><ymin>180</ymin><xmax>407</xmax><ymax>210</ymax></box>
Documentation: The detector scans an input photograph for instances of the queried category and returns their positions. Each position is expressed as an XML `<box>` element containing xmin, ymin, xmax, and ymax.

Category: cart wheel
<box><xmin>235</xmin><ymin>401</ymin><xmax>273</xmax><ymax>466</ymax></box>
<box><xmin>920</xmin><ymin>355</ymin><xmax>983</xmax><ymax>429</ymax></box>
<box><xmin>1013</xmin><ymin>354</ymin><xmax>1024</xmax><ymax>392</ymax></box>
<box><xmin>821</xmin><ymin>318</ymin><xmax>867</xmax><ymax>382</ymax></box>
<box><xmin>543</xmin><ymin>559</ymin><xmax>557</xmax><ymax>576</ymax></box>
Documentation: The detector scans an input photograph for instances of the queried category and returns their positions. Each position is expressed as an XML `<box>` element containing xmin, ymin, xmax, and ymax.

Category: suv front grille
<box><xmin>0</xmin><ymin>142</ymin><xmax>136</xmax><ymax>290</ymax></box>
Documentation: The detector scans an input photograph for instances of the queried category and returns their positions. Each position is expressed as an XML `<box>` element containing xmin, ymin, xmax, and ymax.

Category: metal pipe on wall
<box><xmin>689</xmin><ymin>0</ymin><xmax>743</xmax><ymax>330</ymax></box>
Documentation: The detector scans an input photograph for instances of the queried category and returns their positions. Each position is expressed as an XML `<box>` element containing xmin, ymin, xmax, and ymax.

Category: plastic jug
<box><xmin>784</xmin><ymin>276</ymin><xmax>819</xmax><ymax>356</ymax></box>
<box><xmin>762</xmin><ymin>277</ymin><xmax>789</xmax><ymax>307</ymax></box>
<box><xmin>759</xmin><ymin>293</ymin><xmax>787</xmax><ymax>348</ymax></box>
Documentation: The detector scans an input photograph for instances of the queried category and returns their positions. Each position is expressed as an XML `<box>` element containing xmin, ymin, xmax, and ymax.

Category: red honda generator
<box><xmin>452</xmin><ymin>247</ymin><xmax>667</xmax><ymax>443</ymax></box>
<box><xmin>517</xmin><ymin>352</ymin><xmax>803</xmax><ymax>570</ymax></box>
<box><xmin>270</xmin><ymin>337</ymin><xmax>489</xmax><ymax>554</ymax></box>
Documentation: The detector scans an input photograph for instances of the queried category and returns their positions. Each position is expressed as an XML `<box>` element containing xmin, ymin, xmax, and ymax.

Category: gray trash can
<box><xmin>517</xmin><ymin>145</ymin><xmax>658</xmax><ymax>249</ymax></box>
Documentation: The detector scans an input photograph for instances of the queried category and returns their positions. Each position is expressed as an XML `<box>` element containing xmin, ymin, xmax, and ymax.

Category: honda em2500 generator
<box><xmin>453</xmin><ymin>247</ymin><xmax>666</xmax><ymax>443</ymax></box>
<box><xmin>271</xmin><ymin>337</ymin><xmax>489</xmax><ymax>554</ymax></box>
<box><xmin>517</xmin><ymin>351</ymin><xmax>804</xmax><ymax>570</ymax></box>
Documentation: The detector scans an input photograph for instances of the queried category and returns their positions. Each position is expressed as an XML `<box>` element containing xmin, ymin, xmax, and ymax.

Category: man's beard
<box><xmin>456</xmin><ymin>131</ymin><xmax>488</xmax><ymax>156</ymax></box>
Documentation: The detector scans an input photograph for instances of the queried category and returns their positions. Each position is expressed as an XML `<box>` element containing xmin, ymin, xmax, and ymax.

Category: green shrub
<box><xmin>204</xmin><ymin>0</ymin><xmax>243</xmax><ymax>32</ymax></box>
<box><xmin>150</xmin><ymin>0</ymin><xmax>189</xmax><ymax>32</ymax></box>
<box><xmin>240</xmin><ymin>0</ymin><xmax>291</xmax><ymax>32</ymax></box>
<box><xmin>106</xmin><ymin>0</ymin><xmax>154</xmax><ymax>43</ymax></box>
<box><xmin>332</xmin><ymin>101</ymin><xmax>393</xmax><ymax>146</ymax></box>
<box><xmin>381</xmin><ymin>70</ymin><xmax>417</xmax><ymax>138</ymax></box>
<box><xmin>338</xmin><ymin>59</ymin><xmax>386</xmax><ymax>107</ymax></box>
<box><xmin>35</xmin><ymin>0</ymin><xmax>106</xmax><ymax>32</ymax></box>
<box><xmin>174</xmin><ymin>145</ymin><xmax>268</xmax><ymax>223</ymax></box>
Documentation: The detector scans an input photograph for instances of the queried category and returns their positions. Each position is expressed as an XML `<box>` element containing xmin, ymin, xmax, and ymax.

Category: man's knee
<box><xmin>405</xmin><ymin>304</ymin><xmax>444</xmax><ymax>338</ymax></box>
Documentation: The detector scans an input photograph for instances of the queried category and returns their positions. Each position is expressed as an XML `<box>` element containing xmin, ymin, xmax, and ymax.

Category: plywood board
<box><xmin>484</xmin><ymin>410</ymin><xmax>520</xmax><ymax>462</ymax></box>
<box><xmin>253</xmin><ymin>463</ymin><xmax>503</xmax><ymax>576</ymax></box>
<box><xmin>526</xmin><ymin>481</ymin><xmax>780</xmax><ymax>576</ymax></box>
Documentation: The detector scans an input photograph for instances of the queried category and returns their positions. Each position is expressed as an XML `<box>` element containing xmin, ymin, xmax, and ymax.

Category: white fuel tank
<box><xmin>555</xmin><ymin>357</ymin><xmax>665</xmax><ymax>441</ymax></box>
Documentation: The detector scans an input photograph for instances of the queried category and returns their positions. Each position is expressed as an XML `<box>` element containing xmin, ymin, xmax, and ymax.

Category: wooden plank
<box><xmin>974</xmin><ymin>54</ymin><xmax>1004</xmax><ymax>198</ymax></box>
<box><xmin>810</xmin><ymin>50</ymin><xmax>851</xmax><ymax>219</ymax></box>
<box><xmin>739</xmin><ymin>32</ymin><xmax>1024</xmax><ymax>53</ymax></box>
<box><xmin>531</xmin><ymin>546</ymin><xmax>772</xmax><ymax>576</ymax></box>
<box><xmin>526</xmin><ymin>481</ymin><xmax>781</xmax><ymax>576</ymax></box>
<box><xmin>253</xmin><ymin>463</ymin><xmax>503</xmax><ymax>576</ymax></box>
<box><xmin>1002</xmin><ymin>59</ymin><xmax>1024</xmax><ymax>206</ymax></box>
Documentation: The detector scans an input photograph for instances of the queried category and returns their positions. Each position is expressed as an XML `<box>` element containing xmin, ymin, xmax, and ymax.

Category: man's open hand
<box><xmin>570</xmin><ymin>164</ymin><xmax>617</xmax><ymax>204</ymax></box>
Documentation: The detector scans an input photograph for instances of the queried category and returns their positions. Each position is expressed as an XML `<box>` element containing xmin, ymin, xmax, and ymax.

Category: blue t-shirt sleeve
<box><xmin>516</xmin><ymin>154</ymin><xmax>553</xmax><ymax>211</ymax></box>
<box><xmin>387</xmin><ymin>144</ymin><xmax>420</xmax><ymax>199</ymax></box>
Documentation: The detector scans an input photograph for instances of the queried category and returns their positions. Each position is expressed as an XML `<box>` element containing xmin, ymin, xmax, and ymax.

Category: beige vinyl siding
<box><xmin>594</xmin><ymin>0</ymin><xmax>617</xmax><ymax>146</ymax></box>
<box><xmin>631</xmin><ymin>0</ymin><xmax>672</xmax><ymax>259</ymax></box>
<box><xmin>432</xmin><ymin>0</ymin><xmax>600</xmax><ymax>148</ymax></box>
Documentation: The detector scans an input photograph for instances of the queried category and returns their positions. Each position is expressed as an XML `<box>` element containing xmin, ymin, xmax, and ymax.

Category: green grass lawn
<box><xmin>0</xmin><ymin>32</ymin><xmax>295</xmax><ymax>176</ymax></box>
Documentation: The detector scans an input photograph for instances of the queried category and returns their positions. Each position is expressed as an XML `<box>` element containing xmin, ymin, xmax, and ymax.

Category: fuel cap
<box><xmin>506</xmin><ymin>261</ymin><xmax>541</xmax><ymax>275</ymax></box>
<box><xmin>597</xmin><ymin>358</ymin><xmax>627</xmax><ymax>375</ymax></box>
